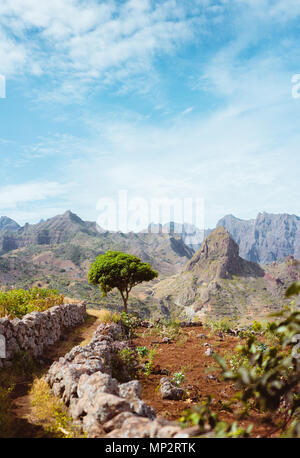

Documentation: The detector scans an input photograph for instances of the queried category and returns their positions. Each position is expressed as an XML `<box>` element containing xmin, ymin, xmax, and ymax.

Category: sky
<box><xmin>0</xmin><ymin>0</ymin><xmax>300</xmax><ymax>230</ymax></box>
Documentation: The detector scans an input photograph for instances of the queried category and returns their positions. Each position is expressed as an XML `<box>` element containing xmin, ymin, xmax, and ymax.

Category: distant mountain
<box><xmin>217</xmin><ymin>212</ymin><xmax>300</xmax><ymax>263</ymax></box>
<box><xmin>147</xmin><ymin>222</ymin><xmax>206</xmax><ymax>252</ymax></box>
<box><xmin>153</xmin><ymin>227</ymin><xmax>300</xmax><ymax>321</ymax></box>
<box><xmin>0</xmin><ymin>216</ymin><xmax>20</xmax><ymax>232</ymax></box>
<box><xmin>0</xmin><ymin>211</ymin><xmax>194</xmax><ymax>307</ymax></box>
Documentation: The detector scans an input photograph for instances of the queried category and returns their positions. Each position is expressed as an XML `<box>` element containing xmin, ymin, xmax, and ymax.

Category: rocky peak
<box><xmin>185</xmin><ymin>227</ymin><xmax>263</xmax><ymax>280</ymax></box>
<box><xmin>0</xmin><ymin>216</ymin><xmax>20</xmax><ymax>232</ymax></box>
<box><xmin>61</xmin><ymin>210</ymin><xmax>84</xmax><ymax>224</ymax></box>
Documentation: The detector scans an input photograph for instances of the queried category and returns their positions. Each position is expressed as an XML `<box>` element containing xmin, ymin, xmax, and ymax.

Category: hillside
<box><xmin>153</xmin><ymin>227</ymin><xmax>300</xmax><ymax>322</ymax></box>
<box><xmin>0</xmin><ymin>211</ymin><xmax>193</xmax><ymax>313</ymax></box>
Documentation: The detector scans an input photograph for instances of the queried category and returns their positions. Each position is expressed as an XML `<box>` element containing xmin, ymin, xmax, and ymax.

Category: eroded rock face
<box><xmin>46</xmin><ymin>322</ymin><xmax>193</xmax><ymax>438</ymax></box>
<box><xmin>217</xmin><ymin>212</ymin><xmax>300</xmax><ymax>264</ymax></box>
<box><xmin>185</xmin><ymin>227</ymin><xmax>264</xmax><ymax>280</ymax></box>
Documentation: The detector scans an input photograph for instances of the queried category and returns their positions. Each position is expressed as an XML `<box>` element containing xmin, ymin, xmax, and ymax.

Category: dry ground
<box><xmin>133</xmin><ymin>326</ymin><xmax>284</xmax><ymax>438</ymax></box>
<box><xmin>1</xmin><ymin>314</ymin><xmax>288</xmax><ymax>438</ymax></box>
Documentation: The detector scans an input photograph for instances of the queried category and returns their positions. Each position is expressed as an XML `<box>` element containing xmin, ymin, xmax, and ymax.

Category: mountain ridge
<box><xmin>217</xmin><ymin>212</ymin><xmax>300</xmax><ymax>263</ymax></box>
<box><xmin>152</xmin><ymin>227</ymin><xmax>300</xmax><ymax>321</ymax></box>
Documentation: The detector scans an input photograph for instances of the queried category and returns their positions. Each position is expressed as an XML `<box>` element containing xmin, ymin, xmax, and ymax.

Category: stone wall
<box><xmin>46</xmin><ymin>322</ymin><xmax>200</xmax><ymax>438</ymax></box>
<box><xmin>0</xmin><ymin>303</ymin><xmax>86</xmax><ymax>367</ymax></box>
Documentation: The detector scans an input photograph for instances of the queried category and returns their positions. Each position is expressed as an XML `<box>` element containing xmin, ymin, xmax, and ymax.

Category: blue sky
<box><xmin>0</xmin><ymin>0</ymin><xmax>300</xmax><ymax>229</ymax></box>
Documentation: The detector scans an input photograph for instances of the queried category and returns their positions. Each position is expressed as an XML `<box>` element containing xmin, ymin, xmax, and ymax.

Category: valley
<box><xmin>0</xmin><ymin>211</ymin><xmax>299</xmax><ymax>321</ymax></box>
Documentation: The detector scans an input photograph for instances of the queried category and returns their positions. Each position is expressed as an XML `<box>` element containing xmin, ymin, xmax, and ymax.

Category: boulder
<box><xmin>159</xmin><ymin>377</ymin><xmax>185</xmax><ymax>401</ymax></box>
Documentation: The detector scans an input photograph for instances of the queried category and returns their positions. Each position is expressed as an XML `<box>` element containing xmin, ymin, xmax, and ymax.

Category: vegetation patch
<box><xmin>0</xmin><ymin>287</ymin><xmax>64</xmax><ymax>318</ymax></box>
<box><xmin>29</xmin><ymin>378</ymin><xmax>83</xmax><ymax>438</ymax></box>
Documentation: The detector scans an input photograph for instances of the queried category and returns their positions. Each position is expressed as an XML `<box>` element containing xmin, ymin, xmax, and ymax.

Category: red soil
<box><xmin>133</xmin><ymin>326</ymin><xmax>283</xmax><ymax>438</ymax></box>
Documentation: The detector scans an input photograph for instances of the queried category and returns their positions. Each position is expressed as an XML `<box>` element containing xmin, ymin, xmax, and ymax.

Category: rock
<box><xmin>82</xmin><ymin>414</ymin><xmax>106</xmax><ymax>438</ymax></box>
<box><xmin>78</xmin><ymin>372</ymin><xmax>119</xmax><ymax>399</ymax></box>
<box><xmin>118</xmin><ymin>381</ymin><xmax>142</xmax><ymax>400</ymax></box>
<box><xmin>159</xmin><ymin>377</ymin><xmax>185</xmax><ymax>401</ymax></box>
<box><xmin>160</xmin><ymin>368</ymin><xmax>170</xmax><ymax>376</ymax></box>
<box><xmin>0</xmin><ymin>303</ymin><xmax>86</xmax><ymax>362</ymax></box>
<box><xmin>45</xmin><ymin>321</ymin><xmax>195</xmax><ymax>438</ymax></box>
<box><xmin>162</xmin><ymin>337</ymin><xmax>171</xmax><ymax>344</ymax></box>
<box><xmin>185</xmin><ymin>227</ymin><xmax>264</xmax><ymax>280</ymax></box>
<box><xmin>86</xmin><ymin>393</ymin><xmax>131</xmax><ymax>424</ymax></box>
<box><xmin>206</xmin><ymin>374</ymin><xmax>219</xmax><ymax>381</ymax></box>
<box><xmin>106</xmin><ymin>416</ymin><xmax>152</xmax><ymax>438</ymax></box>
<box><xmin>156</xmin><ymin>425</ymin><xmax>184</xmax><ymax>438</ymax></box>
<box><xmin>216</xmin><ymin>331</ymin><xmax>225</xmax><ymax>339</ymax></box>
<box><xmin>118</xmin><ymin>381</ymin><xmax>156</xmax><ymax>419</ymax></box>
<box><xmin>205</xmin><ymin>348</ymin><xmax>214</xmax><ymax>356</ymax></box>
<box><xmin>103</xmin><ymin>412</ymin><xmax>136</xmax><ymax>432</ymax></box>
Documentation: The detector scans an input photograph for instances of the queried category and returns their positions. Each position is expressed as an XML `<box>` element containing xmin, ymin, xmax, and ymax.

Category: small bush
<box><xmin>111</xmin><ymin>348</ymin><xmax>137</xmax><ymax>382</ymax></box>
<box><xmin>144</xmin><ymin>348</ymin><xmax>157</xmax><ymax>377</ymax></box>
<box><xmin>204</xmin><ymin>317</ymin><xmax>236</xmax><ymax>334</ymax></box>
<box><xmin>136</xmin><ymin>346</ymin><xmax>149</xmax><ymax>358</ymax></box>
<box><xmin>179</xmin><ymin>396</ymin><xmax>252</xmax><ymax>438</ymax></box>
<box><xmin>251</xmin><ymin>320</ymin><xmax>263</xmax><ymax>332</ymax></box>
<box><xmin>172</xmin><ymin>372</ymin><xmax>185</xmax><ymax>387</ymax></box>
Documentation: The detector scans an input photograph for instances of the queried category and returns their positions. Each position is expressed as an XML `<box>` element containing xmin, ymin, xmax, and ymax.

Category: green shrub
<box><xmin>136</xmin><ymin>346</ymin><xmax>149</xmax><ymax>358</ymax></box>
<box><xmin>251</xmin><ymin>320</ymin><xmax>263</xmax><ymax>332</ymax></box>
<box><xmin>111</xmin><ymin>348</ymin><xmax>137</xmax><ymax>382</ymax></box>
<box><xmin>205</xmin><ymin>317</ymin><xmax>236</xmax><ymax>333</ymax></box>
<box><xmin>179</xmin><ymin>396</ymin><xmax>252</xmax><ymax>438</ymax></box>
<box><xmin>144</xmin><ymin>348</ymin><xmax>157</xmax><ymax>376</ymax></box>
<box><xmin>0</xmin><ymin>288</ymin><xmax>64</xmax><ymax>319</ymax></box>
<box><xmin>172</xmin><ymin>372</ymin><xmax>185</xmax><ymax>387</ymax></box>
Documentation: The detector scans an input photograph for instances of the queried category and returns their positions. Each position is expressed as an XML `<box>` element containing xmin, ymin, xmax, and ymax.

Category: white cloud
<box><xmin>0</xmin><ymin>181</ymin><xmax>68</xmax><ymax>209</ymax></box>
<box><xmin>0</xmin><ymin>0</ymin><xmax>203</xmax><ymax>96</ymax></box>
<box><xmin>182</xmin><ymin>107</ymin><xmax>194</xmax><ymax>115</ymax></box>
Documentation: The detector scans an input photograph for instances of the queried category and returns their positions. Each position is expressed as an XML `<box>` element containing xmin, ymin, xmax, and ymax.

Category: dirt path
<box><xmin>6</xmin><ymin>309</ymin><xmax>103</xmax><ymax>438</ymax></box>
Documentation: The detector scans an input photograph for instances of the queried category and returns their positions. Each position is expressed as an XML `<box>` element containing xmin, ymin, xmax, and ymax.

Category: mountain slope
<box><xmin>0</xmin><ymin>211</ymin><xmax>194</xmax><ymax>310</ymax></box>
<box><xmin>153</xmin><ymin>227</ymin><xmax>300</xmax><ymax>321</ymax></box>
<box><xmin>0</xmin><ymin>216</ymin><xmax>20</xmax><ymax>232</ymax></box>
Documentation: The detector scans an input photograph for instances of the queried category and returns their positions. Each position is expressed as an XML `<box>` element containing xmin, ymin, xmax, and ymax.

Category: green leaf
<box><xmin>286</xmin><ymin>282</ymin><xmax>300</xmax><ymax>298</ymax></box>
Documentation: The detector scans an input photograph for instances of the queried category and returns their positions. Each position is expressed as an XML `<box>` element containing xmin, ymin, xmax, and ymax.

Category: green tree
<box><xmin>88</xmin><ymin>251</ymin><xmax>158</xmax><ymax>313</ymax></box>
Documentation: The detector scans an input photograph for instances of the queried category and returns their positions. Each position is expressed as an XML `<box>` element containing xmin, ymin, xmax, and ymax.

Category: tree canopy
<box><xmin>88</xmin><ymin>251</ymin><xmax>158</xmax><ymax>312</ymax></box>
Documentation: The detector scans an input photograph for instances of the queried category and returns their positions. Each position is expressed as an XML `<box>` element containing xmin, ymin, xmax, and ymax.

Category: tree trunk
<box><xmin>119</xmin><ymin>289</ymin><xmax>128</xmax><ymax>314</ymax></box>
<box><xmin>122</xmin><ymin>296</ymin><xmax>128</xmax><ymax>314</ymax></box>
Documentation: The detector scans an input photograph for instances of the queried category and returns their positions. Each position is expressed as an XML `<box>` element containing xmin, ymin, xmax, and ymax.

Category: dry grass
<box><xmin>63</xmin><ymin>296</ymin><xmax>84</xmax><ymax>305</ymax></box>
<box><xmin>29</xmin><ymin>377</ymin><xmax>83</xmax><ymax>438</ymax></box>
<box><xmin>79</xmin><ymin>308</ymin><xmax>121</xmax><ymax>346</ymax></box>
<box><xmin>88</xmin><ymin>308</ymin><xmax>121</xmax><ymax>323</ymax></box>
